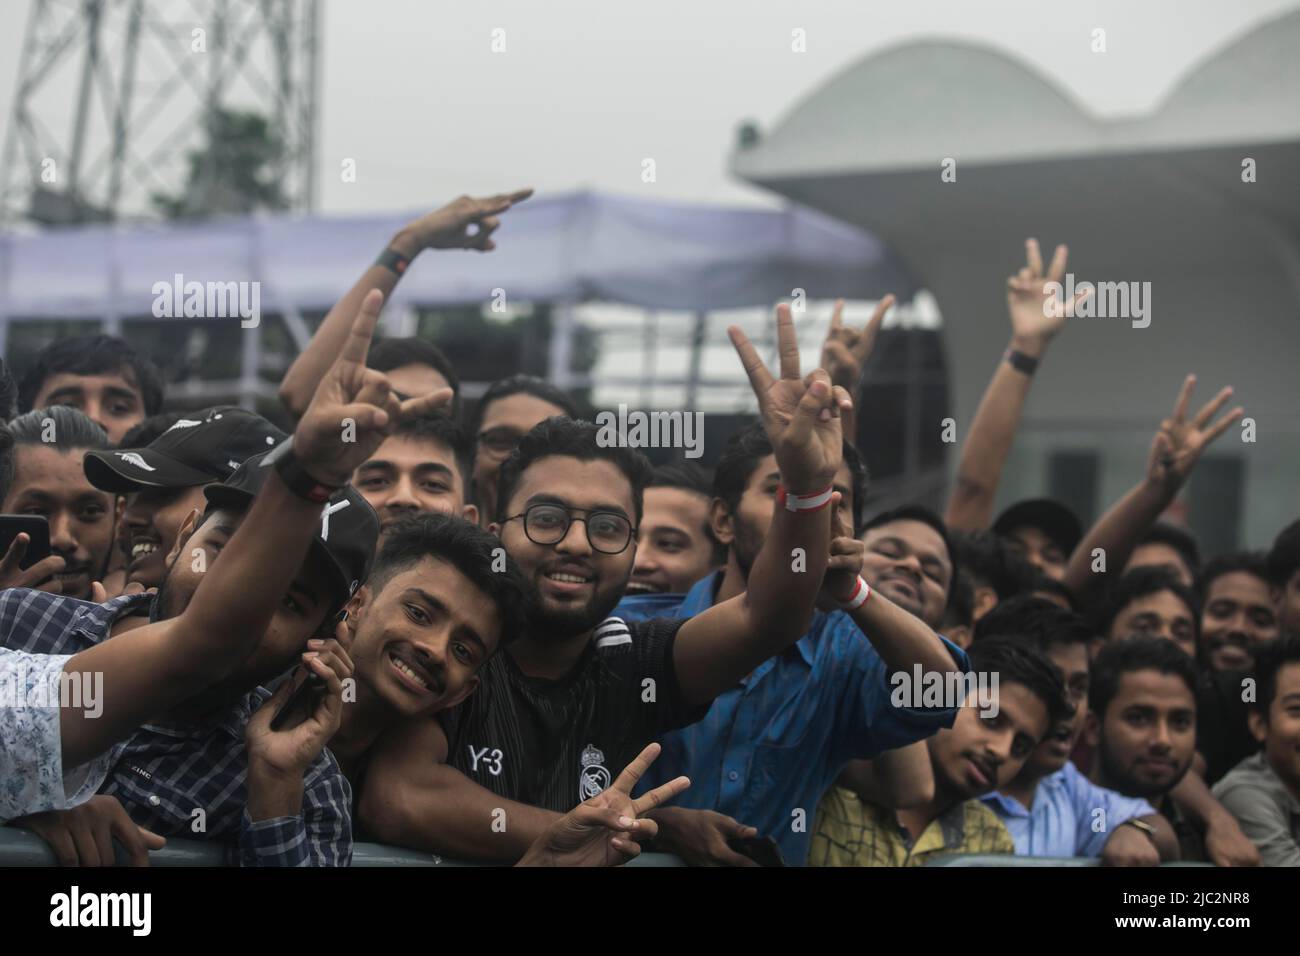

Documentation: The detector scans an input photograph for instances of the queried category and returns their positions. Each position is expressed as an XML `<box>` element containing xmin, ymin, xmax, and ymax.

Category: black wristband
<box><xmin>1004</xmin><ymin>348</ymin><xmax>1039</xmax><ymax>375</ymax></box>
<box><xmin>265</xmin><ymin>438</ymin><xmax>340</xmax><ymax>504</ymax></box>
<box><xmin>374</xmin><ymin>246</ymin><xmax>411</xmax><ymax>276</ymax></box>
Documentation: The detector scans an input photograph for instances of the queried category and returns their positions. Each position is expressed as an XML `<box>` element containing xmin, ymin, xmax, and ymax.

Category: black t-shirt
<box><xmin>438</xmin><ymin>615</ymin><xmax>706</xmax><ymax>813</ymax></box>
<box><xmin>1195</xmin><ymin>669</ymin><xmax>1259</xmax><ymax>787</ymax></box>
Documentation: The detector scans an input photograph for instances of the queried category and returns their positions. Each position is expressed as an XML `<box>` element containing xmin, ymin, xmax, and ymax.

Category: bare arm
<box><xmin>819</xmin><ymin>295</ymin><xmax>893</xmax><ymax>446</ymax></box>
<box><xmin>673</xmin><ymin>305</ymin><xmax>846</xmax><ymax>706</ymax></box>
<box><xmin>839</xmin><ymin>746</ymin><xmax>935</xmax><ymax>810</ymax></box>
<box><xmin>946</xmin><ymin>240</ymin><xmax>1087</xmax><ymax>532</ymax></box>
<box><xmin>1063</xmin><ymin>375</ymin><xmax>1242</xmax><ymax>601</ymax></box>
<box><xmin>1171</xmin><ymin>767</ymin><xmax>1261</xmax><ymax>867</ymax></box>
<box><xmin>357</xmin><ymin>716</ymin><xmax>559</xmax><ymax>863</ymax></box>
<box><xmin>61</xmin><ymin>289</ymin><xmax>451</xmax><ymax>771</ymax></box>
<box><xmin>278</xmin><ymin>190</ymin><xmax>532</xmax><ymax>418</ymax></box>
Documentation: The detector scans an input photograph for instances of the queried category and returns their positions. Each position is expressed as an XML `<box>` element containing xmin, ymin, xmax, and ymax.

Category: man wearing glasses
<box><xmin>470</xmin><ymin>375</ymin><xmax>578</xmax><ymax>528</ymax></box>
<box><xmin>358</xmin><ymin>306</ymin><xmax>850</xmax><ymax>863</ymax></box>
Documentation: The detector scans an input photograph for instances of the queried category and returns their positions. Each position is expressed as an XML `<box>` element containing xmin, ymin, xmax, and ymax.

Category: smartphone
<box><xmin>0</xmin><ymin>515</ymin><xmax>53</xmax><ymax>571</ymax></box>
<box><xmin>269</xmin><ymin>664</ymin><xmax>328</xmax><ymax>732</ymax></box>
<box><xmin>269</xmin><ymin>609</ymin><xmax>347</xmax><ymax>732</ymax></box>
<box><xmin>728</xmin><ymin>835</ymin><xmax>786</xmax><ymax>867</ymax></box>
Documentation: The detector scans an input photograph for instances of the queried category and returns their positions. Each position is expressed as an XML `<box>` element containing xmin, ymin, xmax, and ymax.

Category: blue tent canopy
<box><xmin>0</xmin><ymin>190</ymin><xmax>916</xmax><ymax>321</ymax></box>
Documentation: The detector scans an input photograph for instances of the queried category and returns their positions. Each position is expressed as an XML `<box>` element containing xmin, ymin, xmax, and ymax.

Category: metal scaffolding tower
<box><xmin>1</xmin><ymin>0</ymin><xmax>320</xmax><ymax>225</ymax></box>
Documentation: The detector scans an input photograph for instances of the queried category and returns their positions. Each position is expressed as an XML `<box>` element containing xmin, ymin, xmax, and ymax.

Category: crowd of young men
<box><xmin>1</xmin><ymin>192</ymin><xmax>1297</xmax><ymax>868</ymax></box>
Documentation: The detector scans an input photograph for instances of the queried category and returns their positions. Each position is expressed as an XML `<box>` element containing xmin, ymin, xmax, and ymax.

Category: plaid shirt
<box><xmin>0</xmin><ymin>588</ymin><xmax>352</xmax><ymax>866</ymax></box>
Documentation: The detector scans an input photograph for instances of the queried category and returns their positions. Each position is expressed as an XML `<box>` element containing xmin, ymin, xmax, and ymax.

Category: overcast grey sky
<box><xmin>1</xmin><ymin>0</ymin><xmax>1296</xmax><ymax>216</ymax></box>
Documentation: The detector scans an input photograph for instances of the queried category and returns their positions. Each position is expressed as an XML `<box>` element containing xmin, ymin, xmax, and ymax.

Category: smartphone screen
<box><xmin>0</xmin><ymin>515</ymin><xmax>53</xmax><ymax>571</ymax></box>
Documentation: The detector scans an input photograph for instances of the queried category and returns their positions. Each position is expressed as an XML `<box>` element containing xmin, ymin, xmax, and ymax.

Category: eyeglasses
<box><xmin>503</xmin><ymin>503</ymin><xmax>636</xmax><ymax>555</ymax></box>
<box><xmin>477</xmin><ymin>426</ymin><xmax>525</xmax><ymax>457</ymax></box>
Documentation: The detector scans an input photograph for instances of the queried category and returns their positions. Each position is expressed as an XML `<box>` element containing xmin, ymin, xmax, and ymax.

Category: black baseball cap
<box><xmin>203</xmin><ymin>451</ymin><xmax>380</xmax><ymax>610</ymax></box>
<box><xmin>85</xmin><ymin>406</ymin><xmax>285</xmax><ymax>493</ymax></box>
<box><xmin>992</xmin><ymin>498</ymin><xmax>1083</xmax><ymax>555</ymax></box>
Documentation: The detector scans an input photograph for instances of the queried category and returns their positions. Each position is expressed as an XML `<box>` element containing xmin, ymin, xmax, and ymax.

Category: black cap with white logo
<box><xmin>85</xmin><ymin>406</ymin><xmax>286</xmax><ymax>494</ymax></box>
<box><xmin>203</xmin><ymin>451</ymin><xmax>379</xmax><ymax>610</ymax></box>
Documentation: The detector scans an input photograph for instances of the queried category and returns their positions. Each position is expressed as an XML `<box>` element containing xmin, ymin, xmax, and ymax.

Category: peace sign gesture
<box><xmin>820</xmin><ymin>294</ymin><xmax>894</xmax><ymax>391</ymax></box>
<box><xmin>518</xmin><ymin>743</ymin><xmax>691</xmax><ymax>867</ymax></box>
<box><xmin>729</xmin><ymin>304</ymin><xmax>849</xmax><ymax>494</ymax></box>
<box><xmin>295</xmin><ymin>289</ymin><xmax>453</xmax><ymax>487</ymax></box>
<box><xmin>1006</xmin><ymin>238</ymin><xmax>1091</xmax><ymax>347</ymax></box>
<box><xmin>1146</xmin><ymin>374</ymin><xmax>1244</xmax><ymax>492</ymax></box>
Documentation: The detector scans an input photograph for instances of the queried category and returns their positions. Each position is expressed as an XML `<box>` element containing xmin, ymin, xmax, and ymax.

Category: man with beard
<box><xmin>613</xmin><ymin>426</ymin><xmax>967</xmax><ymax>866</ymax></box>
<box><xmin>810</xmin><ymin>639</ymin><xmax>1068</xmax><ymax>866</ymax></box>
<box><xmin>4</xmin><ymin>289</ymin><xmax>447</xmax><ymax>866</ymax></box>
<box><xmin>359</xmin><ymin>304</ymin><xmax>851</xmax><ymax>863</ymax></box>
<box><xmin>1</xmin><ymin>407</ymin><xmax>115</xmax><ymax>599</ymax></box>
<box><xmin>83</xmin><ymin>406</ymin><xmax>285</xmax><ymax>590</ymax></box>
<box><xmin>976</xmin><ymin>597</ymin><xmax>1179</xmax><ymax>863</ymax></box>
<box><xmin>1268</xmin><ymin>519</ymin><xmax>1300</xmax><ymax>636</ymax></box>
<box><xmin>1085</xmin><ymin>637</ymin><xmax>1207</xmax><ymax>860</ymax></box>
<box><xmin>470</xmin><ymin>374</ymin><xmax>578</xmax><ymax>527</ymax></box>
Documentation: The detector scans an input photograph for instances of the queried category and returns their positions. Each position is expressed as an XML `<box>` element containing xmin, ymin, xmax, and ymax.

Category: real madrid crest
<box><xmin>578</xmin><ymin>743</ymin><xmax>611</xmax><ymax>801</ymax></box>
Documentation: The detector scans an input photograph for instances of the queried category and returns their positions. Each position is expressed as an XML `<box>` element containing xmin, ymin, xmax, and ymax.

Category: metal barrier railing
<box><xmin>0</xmin><ymin>827</ymin><xmax>687</xmax><ymax>867</ymax></box>
<box><xmin>924</xmin><ymin>854</ymin><xmax>1214</xmax><ymax>867</ymax></box>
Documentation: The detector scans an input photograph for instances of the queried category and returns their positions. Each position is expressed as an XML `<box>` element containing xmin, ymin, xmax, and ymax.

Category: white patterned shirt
<box><xmin>0</xmin><ymin>647</ymin><xmax>113</xmax><ymax>824</ymax></box>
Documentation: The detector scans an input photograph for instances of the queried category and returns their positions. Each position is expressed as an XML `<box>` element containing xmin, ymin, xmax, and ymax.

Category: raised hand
<box><xmin>819</xmin><ymin>494</ymin><xmax>865</xmax><ymax>608</ymax></box>
<box><xmin>295</xmin><ymin>289</ymin><xmax>453</xmax><ymax>487</ymax></box>
<box><xmin>396</xmin><ymin>189</ymin><xmax>534</xmax><ymax>254</ymax></box>
<box><xmin>245</xmin><ymin>622</ymin><xmax>353</xmax><ymax>777</ymax></box>
<box><xmin>1146</xmin><ymin>375</ymin><xmax>1244</xmax><ymax>493</ymax></box>
<box><xmin>1006</xmin><ymin>238</ymin><xmax>1091</xmax><ymax>351</ymax></box>
<box><xmin>518</xmin><ymin>743</ymin><xmax>691</xmax><ymax>867</ymax></box>
<box><xmin>820</xmin><ymin>295</ymin><xmax>894</xmax><ymax>392</ymax></box>
<box><xmin>729</xmin><ymin>304</ymin><xmax>848</xmax><ymax>494</ymax></box>
<box><xmin>0</xmin><ymin>533</ymin><xmax>65</xmax><ymax>593</ymax></box>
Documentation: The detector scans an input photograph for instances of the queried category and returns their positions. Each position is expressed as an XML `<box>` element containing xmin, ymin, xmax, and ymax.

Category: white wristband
<box><xmin>841</xmin><ymin>576</ymin><xmax>872</xmax><ymax>610</ymax></box>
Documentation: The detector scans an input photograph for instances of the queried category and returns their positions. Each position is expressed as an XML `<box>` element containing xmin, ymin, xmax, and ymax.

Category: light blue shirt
<box><xmin>981</xmin><ymin>760</ymin><xmax>1156</xmax><ymax>857</ymax></box>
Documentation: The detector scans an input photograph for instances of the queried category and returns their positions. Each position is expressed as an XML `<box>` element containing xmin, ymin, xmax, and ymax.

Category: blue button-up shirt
<box><xmin>616</xmin><ymin>572</ymin><xmax>968</xmax><ymax>865</ymax></box>
<box><xmin>0</xmin><ymin>588</ymin><xmax>352</xmax><ymax>866</ymax></box>
<box><xmin>980</xmin><ymin>760</ymin><xmax>1155</xmax><ymax>858</ymax></box>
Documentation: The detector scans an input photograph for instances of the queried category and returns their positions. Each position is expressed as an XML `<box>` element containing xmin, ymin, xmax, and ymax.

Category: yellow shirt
<box><xmin>809</xmin><ymin>785</ymin><xmax>1015</xmax><ymax>866</ymax></box>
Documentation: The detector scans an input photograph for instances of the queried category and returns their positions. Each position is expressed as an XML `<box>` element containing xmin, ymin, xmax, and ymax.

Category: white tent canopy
<box><xmin>0</xmin><ymin>189</ymin><xmax>917</xmax><ymax>325</ymax></box>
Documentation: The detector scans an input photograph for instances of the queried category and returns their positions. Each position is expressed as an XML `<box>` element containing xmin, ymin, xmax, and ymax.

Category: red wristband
<box><xmin>776</xmin><ymin>485</ymin><xmax>834</xmax><ymax>513</ymax></box>
<box><xmin>840</xmin><ymin>575</ymin><xmax>872</xmax><ymax>610</ymax></box>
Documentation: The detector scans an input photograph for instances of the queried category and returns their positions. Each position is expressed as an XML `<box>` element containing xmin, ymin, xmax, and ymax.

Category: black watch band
<box><xmin>374</xmin><ymin>246</ymin><xmax>411</xmax><ymax>276</ymax></box>
<box><xmin>1004</xmin><ymin>348</ymin><xmax>1040</xmax><ymax>376</ymax></box>
<box><xmin>265</xmin><ymin>438</ymin><xmax>340</xmax><ymax>504</ymax></box>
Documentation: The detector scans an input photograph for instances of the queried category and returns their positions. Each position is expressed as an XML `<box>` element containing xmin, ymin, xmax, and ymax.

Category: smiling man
<box><xmin>810</xmin><ymin>639</ymin><xmax>1069</xmax><ymax>866</ymax></box>
<box><xmin>627</xmin><ymin>462</ymin><xmax>719</xmax><ymax>597</ymax></box>
<box><xmin>359</xmin><ymin>303</ymin><xmax>853</xmax><ymax>863</ymax></box>
<box><xmin>83</xmin><ymin>406</ymin><xmax>285</xmax><ymax>589</ymax></box>
<box><xmin>351</xmin><ymin>412</ymin><xmax>477</xmax><ymax>532</ymax></box>
<box><xmin>325</xmin><ymin>512</ymin><xmax>526</xmax><ymax>784</ymax></box>
<box><xmin>2</xmin><ymin>407</ymin><xmax>115</xmax><ymax>599</ymax></box>
<box><xmin>1197</xmin><ymin>552</ymin><xmax>1279</xmax><ymax>673</ymax></box>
